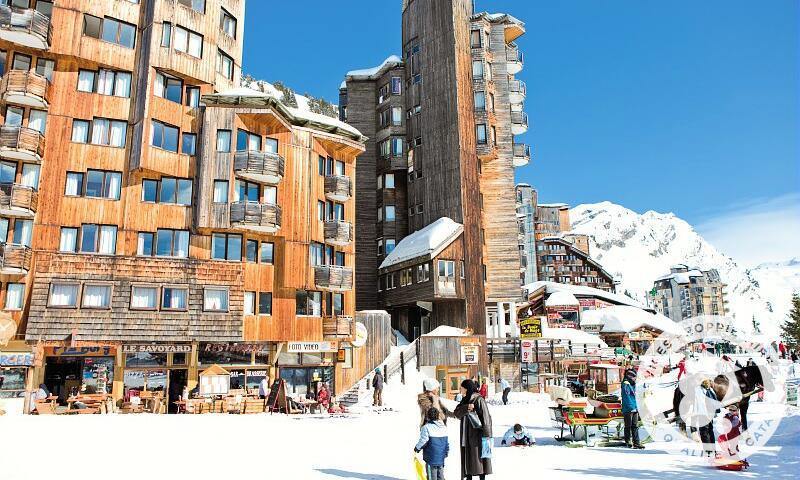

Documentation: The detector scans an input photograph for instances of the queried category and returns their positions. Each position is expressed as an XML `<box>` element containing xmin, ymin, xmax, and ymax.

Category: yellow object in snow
<box><xmin>414</xmin><ymin>455</ymin><xmax>427</xmax><ymax>480</ymax></box>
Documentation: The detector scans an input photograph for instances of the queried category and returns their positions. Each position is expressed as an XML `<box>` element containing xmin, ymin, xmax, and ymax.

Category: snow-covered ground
<box><xmin>1</xmin><ymin>364</ymin><xmax>798</xmax><ymax>480</ymax></box>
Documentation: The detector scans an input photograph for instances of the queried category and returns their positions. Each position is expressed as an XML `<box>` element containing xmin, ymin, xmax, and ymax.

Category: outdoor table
<box><xmin>296</xmin><ymin>399</ymin><xmax>319</xmax><ymax>414</ymax></box>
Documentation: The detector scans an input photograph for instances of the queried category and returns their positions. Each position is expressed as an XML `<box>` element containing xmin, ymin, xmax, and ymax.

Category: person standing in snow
<box><xmin>677</xmin><ymin>357</ymin><xmax>687</xmax><ymax>381</ymax></box>
<box><xmin>317</xmin><ymin>383</ymin><xmax>331</xmax><ymax>410</ymax></box>
<box><xmin>418</xmin><ymin>379</ymin><xmax>453</xmax><ymax>426</ymax></box>
<box><xmin>372</xmin><ymin>368</ymin><xmax>384</xmax><ymax>407</ymax></box>
<box><xmin>454</xmin><ymin>379</ymin><xmax>493</xmax><ymax>479</ymax></box>
<box><xmin>621</xmin><ymin>369</ymin><xmax>644</xmax><ymax>449</ymax></box>
<box><xmin>479</xmin><ymin>378</ymin><xmax>488</xmax><ymax>400</ymax></box>
<box><xmin>696</xmin><ymin>379</ymin><xmax>720</xmax><ymax>456</ymax></box>
<box><xmin>498</xmin><ymin>377</ymin><xmax>511</xmax><ymax>405</ymax></box>
<box><xmin>779</xmin><ymin>342</ymin><xmax>786</xmax><ymax>359</ymax></box>
<box><xmin>258</xmin><ymin>376</ymin><xmax>270</xmax><ymax>399</ymax></box>
<box><xmin>501</xmin><ymin>424</ymin><xmax>535</xmax><ymax>446</ymax></box>
<box><xmin>415</xmin><ymin>407</ymin><xmax>449</xmax><ymax>480</ymax></box>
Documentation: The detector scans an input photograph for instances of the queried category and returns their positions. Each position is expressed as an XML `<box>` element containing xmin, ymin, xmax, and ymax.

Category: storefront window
<box><xmin>302</xmin><ymin>352</ymin><xmax>322</xmax><ymax>365</ymax></box>
<box><xmin>0</xmin><ymin>367</ymin><xmax>26</xmax><ymax>398</ymax></box>
<box><xmin>229</xmin><ymin>369</ymin><xmax>246</xmax><ymax>390</ymax></box>
<box><xmin>125</xmin><ymin>352</ymin><xmax>168</xmax><ymax>367</ymax></box>
<box><xmin>172</xmin><ymin>353</ymin><xmax>187</xmax><ymax>366</ymax></box>
<box><xmin>123</xmin><ymin>369</ymin><xmax>167</xmax><ymax>396</ymax></box>
<box><xmin>277</xmin><ymin>352</ymin><xmax>300</xmax><ymax>365</ymax></box>
<box><xmin>198</xmin><ymin>349</ymin><xmax>252</xmax><ymax>366</ymax></box>
<box><xmin>245</xmin><ymin>370</ymin><xmax>268</xmax><ymax>390</ymax></box>
<box><xmin>82</xmin><ymin>357</ymin><xmax>114</xmax><ymax>394</ymax></box>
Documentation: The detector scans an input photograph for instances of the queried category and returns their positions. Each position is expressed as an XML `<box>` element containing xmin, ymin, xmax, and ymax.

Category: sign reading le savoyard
<box><xmin>519</xmin><ymin>317</ymin><xmax>543</xmax><ymax>339</ymax></box>
<box><xmin>121</xmin><ymin>344</ymin><xmax>192</xmax><ymax>354</ymax></box>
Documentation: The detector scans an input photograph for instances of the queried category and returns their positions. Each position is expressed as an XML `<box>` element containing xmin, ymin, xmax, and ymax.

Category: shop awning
<box><xmin>0</xmin><ymin>313</ymin><xmax>16</xmax><ymax>346</ymax></box>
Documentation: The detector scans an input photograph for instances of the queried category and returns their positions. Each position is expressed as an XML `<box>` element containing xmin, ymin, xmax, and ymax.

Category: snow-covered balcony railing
<box><xmin>0</xmin><ymin>183</ymin><xmax>37</xmax><ymax>218</ymax></box>
<box><xmin>0</xmin><ymin>243</ymin><xmax>32</xmax><ymax>275</ymax></box>
<box><xmin>324</xmin><ymin>175</ymin><xmax>352</xmax><ymax>202</ymax></box>
<box><xmin>512</xmin><ymin>143</ymin><xmax>530</xmax><ymax>167</ymax></box>
<box><xmin>509</xmin><ymin>79</ymin><xmax>526</xmax><ymax>104</ymax></box>
<box><xmin>230</xmin><ymin>201</ymin><xmax>281</xmax><ymax>234</ymax></box>
<box><xmin>233</xmin><ymin>150</ymin><xmax>285</xmax><ymax>185</ymax></box>
<box><xmin>511</xmin><ymin>111</ymin><xmax>528</xmax><ymax>135</ymax></box>
<box><xmin>324</xmin><ymin>220</ymin><xmax>353</xmax><ymax>246</ymax></box>
<box><xmin>0</xmin><ymin>125</ymin><xmax>46</xmax><ymax>163</ymax></box>
<box><xmin>506</xmin><ymin>44</ymin><xmax>524</xmax><ymax>74</ymax></box>
<box><xmin>0</xmin><ymin>70</ymin><xmax>51</xmax><ymax>109</ymax></box>
<box><xmin>0</xmin><ymin>5</ymin><xmax>52</xmax><ymax>50</ymax></box>
<box><xmin>314</xmin><ymin>265</ymin><xmax>354</xmax><ymax>292</ymax></box>
<box><xmin>322</xmin><ymin>315</ymin><xmax>354</xmax><ymax>340</ymax></box>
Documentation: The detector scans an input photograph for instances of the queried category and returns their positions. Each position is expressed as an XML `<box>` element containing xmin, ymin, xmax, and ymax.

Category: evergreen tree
<box><xmin>272</xmin><ymin>81</ymin><xmax>297</xmax><ymax>108</ymax></box>
<box><xmin>305</xmin><ymin>94</ymin><xmax>338</xmax><ymax>118</ymax></box>
<box><xmin>780</xmin><ymin>293</ymin><xmax>800</xmax><ymax>349</ymax></box>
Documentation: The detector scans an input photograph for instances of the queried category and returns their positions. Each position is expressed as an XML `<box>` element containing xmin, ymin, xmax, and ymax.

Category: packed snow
<box><xmin>423</xmin><ymin>325</ymin><xmax>467</xmax><ymax>337</ymax></box>
<box><xmin>344</xmin><ymin>55</ymin><xmax>403</xmax><ymax>79</ymax></box>
<box><xmin>379</xmin><ymin>217</ymin><xmax>463</xmax><ymax>269</ymax></box>
<box><xmin>544</xmin><ymin>290</ymin><xmax>580</xmax><ymax>307</ymax></box>
<box><xmin>582</xmin><ymin>305</ymin><xmax>684</xmax><ymax>336</ymax></box>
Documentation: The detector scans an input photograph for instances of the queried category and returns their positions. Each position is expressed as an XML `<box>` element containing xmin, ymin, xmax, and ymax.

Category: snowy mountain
<box><xmin>568</xmin><ymin>201</ymin><xmax>797</xmax><ymax>339</ymax></box>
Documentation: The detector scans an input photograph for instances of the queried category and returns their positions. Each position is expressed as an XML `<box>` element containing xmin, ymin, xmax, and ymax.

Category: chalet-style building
<box><xmin>536</xmin><ymin>237</ymin><xmax>616</xmax><ymax>292</ymax></box>
<box><xmin>0</xmin><ymin>0</ymin><xmax>376</xmax><ymax>413</ymax></box>
<box><xmin>340</xmin><ymin>0</ymin><xmax>528</xmax><ymax>376</ymax></box>
<box><xmin>652</xmin><ymin>264</ymin><xmax>729</xmax><ymax>322</ymax></box>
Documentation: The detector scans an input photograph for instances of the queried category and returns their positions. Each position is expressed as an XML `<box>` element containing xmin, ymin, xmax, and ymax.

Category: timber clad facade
<box><xmin>342</xmin><ymin>0</ymin><xmax>527</xmax><ymax>353</ymax></box>
<box><xmin>0</xmin><ymin>0</ymin><xmax>374</xmax><ymax>408</ymax></box>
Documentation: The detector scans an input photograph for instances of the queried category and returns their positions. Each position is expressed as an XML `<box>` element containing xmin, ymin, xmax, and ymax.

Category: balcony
<box><xmin>324</xmin><ymin>220</ymin><xmax>353</xmax><ymax>246</ymax></box>
<box><xmin>0</xmin><ymin>126</ymin><xmax>45</xmax><ymax>163</ymax></box>
<box><xmin>324</xmin><ymin>175</ymin><xmax>352</xmax><ymax>202</ymax></box>
<box><xmin>511</xmin><ymin>111</ymin><xmax>528</xmax><ymax>135</ymax></box>
<box><xmin>0</xmin><ymin>6</ymin><xmax>52</xmax><ymax>50</ymax></box>
<box><xmin>314</xmin><ymin>265</ymin><xmax>354</xmax><ymax>292</ymax></box>
<box><xmin>0</xmin><ymin>70</ymin><xmax>51</xmax><ymax>108</ymax></box>
<box><xmin>383</xmin><ymin>156</ymin><xmax>408</xmax><ymax>172</ymax></box>
<box><xmin>0</xmin><ymin>243</ymin><xmax>31</xmax><ymax>275</ymax></box>
<box><xmin>233</xmin><ymin>151</ymin><xmax>285</xmax><ymax>185</ymax></box>
<box><xmin>230</xmin><ymin>201</ymin><xmax>282</xmax><ymax>234</ymax></box>
<box><xmin>506</xmin><ymin>45</ymin><xmax>524</xmax><ymax>74</ymax></box>
<box><xmin>0</xmin><ymin>183</ymin><xmax>37</xmax><ymax>218</ymax></box>
<box><xmin>509</xmin><ymin>79</ymin><xmax>526</xmax><ymax>104</ymax></box>
<box><xmin>323</xmin><ymin>315</ymin><xmax>354</xmax><ymax>340</ymax></box>
<box><xmin>512</xmin><ymin>143</ymin><xmax>530</xmax><ymax>167</ymax></box>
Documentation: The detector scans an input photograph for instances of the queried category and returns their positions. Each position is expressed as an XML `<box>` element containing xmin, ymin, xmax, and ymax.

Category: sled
<box><xmin>712</xmin><ymin>457</ymin><xmax>749</xmax><ymax>471</ymax></box>
<box><xmin>414</xmin><ymin>455</ymin><xmax>427</xmax><ymax>480</ymax></box>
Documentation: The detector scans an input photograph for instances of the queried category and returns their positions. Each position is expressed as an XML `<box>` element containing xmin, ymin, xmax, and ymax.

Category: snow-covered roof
<box><xmin>379</xmin><ymin>217</ymin><xmax>463</xmax><ymax>269</ymax></box>
<box><xmin>541</xmin><ymin>327</ymin><xmax>606</xmax><ymax>346</ymax></box>
<box><xmin>537</xmin><ymin>203</ymin><xmax>569</xmax><ymax>208</ymax></box>
<box><xmin>472</xmin><ymin>11</ymin><xmax>525</xmax><ymax>27</ymax></box>
<box><xmin>524</xmin><ymin>281</ymin><xmax>649</xmax><ymax>310</ymax></box>
<box><xmin>545</xmin><ymin>291</ymin><xmax>579</xmax><ymax>307</ymax></box>
<box><xmin>656</xmin><ymin>269</ymin><xmax>705</xmax><ymax>284</ymax></box>
<box><xmin>423</xmin><ymin>325</ymin><xmax>466</xmax><ymax>337</ymax></box>
<box><xmin>581</xmin><ymin>306</ymin><xmax>684</xmax><ymax>336</ymax></box>
<box><xmin>343</xmin><ymin>55</ymin><xmax>403</xmax><ymax>86</ymax></box>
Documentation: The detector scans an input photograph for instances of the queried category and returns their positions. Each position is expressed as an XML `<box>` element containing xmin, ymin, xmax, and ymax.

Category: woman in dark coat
<box><xmin>453</xmin><ymin>379</ymin><xmax>492</xmax><ymax>479</ymax></box>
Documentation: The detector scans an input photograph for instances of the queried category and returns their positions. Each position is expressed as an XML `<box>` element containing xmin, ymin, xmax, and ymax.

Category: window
<box><xmin>416</xmin><ymin>263</ymin><xmax>430</xmax><ymax>283</ymax></box>
<box><xmin>243</xmin><ymin>291</ymin><xmax>255</xmax><ymax>315</ymax></box>
<box><xmin>460</xmin><ymin>261</ymin><xmax>465</xmax><ymax>279</ymax></box>
<box><xmin>80</xmin><ymin>224</ymin><xmax>116</xmax><ymax>254</ymax></box>
<box><xmin>213</xmin><ymin>180</ymin><xmax>228</xmax><ymax>203</ymax></box>
<box><xmin>385</xmin><ymin>205</ymin><xmax>396</xmax><ymax>222</ymax></box>
<box><xmin>174</xmin><ymin>25</ymin><xmax>203</xmax><ymax>58</ymax></box>
<box><xmin>49</xmin><ymin>283</ymin><xmax>79</xmax><ymax>308</ymax></box>
<box><xmin>211</xmin><ymin>233</ymin><xmax>241</xmax><ymax>261</ymax></box>
<box><xmin>258</xmin><ymin>292</ymin><xmax>272</xmax><ymax>315</ymax></box>
<box><xmin>59</xmin><ymin>227</ymin><xmax>78</xmax><ymax>252</ymax></box>
<box><xmin>236</xmin><ymin>129</ymin><xmax>260</xmax><ymax>151</ymax></box>
<box><xmin>438</xmin><ymin>260</ymin><xmax>455</xmax><ymax>279</ymax></box>
<box><xmin>310</xmin><ymin>242</ymin><xmax>324</xmax><ymax>266</ymax></box>
<box><xmin>4</xmin><ymin>106</ymin><xmax>22</xmax><ymax>127</ymax></box>
<box><xmin>245</xmin><ymin>239</ymin><xmax>258</xmax><ymax>262</ymax></box>
<box><xmin>182</xmin><ymin>133</ymin><xmax>196</xmax><ymax>155</ymax></box>
<box><xmin>84</xmin><ymin>170</ymin><xmax>122</xmax><ymax>200</ymax></box>
<box><xmin>317</xmin><ymin>156</ymin><xmax>326</xmax><ymax>176</ymax></box>
<box><xmin>35</xmin><ymin>58</ymin><xmax>55</xmax><ymax>81</ymax></box>
<box><xmin>185</xmin><ymin>86</ymin><xmax>200</xmax><ymax>108</ymax></box>
<box><xmin>217</xmin><ymin>49</ymin><xmax>233</xmax><ymax>79</ymax></box>
<box><xmin>391</xmin><ymin>76</ymin><xmax>402</xmax><ymax>95</ymax></box>
<box><xmin>385</xmin><ymin>174</ymin><xmax>395</xmax><ymax>189</ymax></box>
<box><xmin>64</xmin><ymin>172</ymin><xmax>83</xmax><ymax>197</ymax></box>
<box><xmin>71</xmin><ymin>118</ymin><xmax>127</xmax><ymax>147</ymax></box>
<box><xmin>5</xmin><ymin>283</ymin><xmax>24</xmax><ymax>310</ymax></box>
<box><xmin>13</xmin><ymin>220</ymin><xmax>32</xmax><ymax>247</ymax></box>
<box><xmin>131</xmin><ymin>286</ymin><xmax>158</xmax><ymax>310</ymax></box>
<box><xmin>155</xmin><ymin>229</ymin><xmax>189</xmax><ymax>257</ymax></box>
<box><xmin>385</xmin><ymin>238</ymin><xmax>396</xmax><ymax>255</ymax></box>
<box><xmin>11</xmin><ymin>53</ymin><xmax>31</xmax><ymax>71</ymax></box>
<box><xmin>391</xmin><ymin>107</ymin><xmax>402</xmax><ymax>126</ymax></box>
<box><xmin>391</xmin><ymin>137</ymin><xmax>403</xmax><ymax>156</ymax></box>
<box><xmin>137</xmin><ymin>232</ymin><xmax>153</xmax><ymax>255</ymax></box>
<box><xmin>220</xmin><ymin>8</ymin><xmax>237</xmax><ymax>37</ymax></box>
<box><xmin>472</xmin><ymin>60</ymin><xmax>484</xmax><ymax>79</ymax></box>
<box><xmin>82</xmin><ymin>284</ymin><xmax>111</xmax><ymax>309</ymax></box>
<box><xmin>161</xmin><ymin>22</ymin><xmax>171</xmax><ymax>47</ymax></box>
<box><xmin>317</xmin><ymin>200</ymin><xmax>325</xmax><ymax>221</ymax></box>
<box><xmin>296</xmin><ymin>290</ymin><xmax>321</xmax><ymax>316</ymax></box>
<box><xmin>77</xmin><ymin>69</ymin><xmax>131</xmax><ymax>97</ymax></box>
<box><xmin>216</xmin><ymin>130</ymin><xmax>231</xmax><ymax>152</ymax></box>
<box><xmin>474</xmin><ymin>92</ymin><xmax>486</xmax><ymax>111</ymax></box>
<box><xmin>142</xmin><ymin>177</ymin><xmax>192</xmax><ymax>205</ymax></box>
<box><xmin>178</xmin><ymin>0</ymin><xmax>205</xmax><ymax>13</ymax></box>
<box><xmin>204</xmin><ymin>288</ymin><xmax>229</xmax><ymax>312</ymax></box>
<box><xmin>470</xmin><ymin>29</ymin><xmax>482</xmax><ymax>48</ymax></box>
<box><xmin>476</xmin><ymin>124</ymin><xmax>488</xmax><ymax>145</ymax></box>
<box><xmin>162</xmin><ymin>287</ymin><xmax>188</xmax><ymax>310</ymax></box>
<box><xmin>155</xmin><ymin>72</ymin><xmax>182</xmax><ymax>103</ymax></box>
<box><xmin>260</xmin><ymin>242</ymin><xmax>274</xmax><ymax>263</ymax></box>
<box><xmin>234</xmin><ymin>180</ymin><xmax>260</xmax><ymax>202</ymax></box>
<box><xmin>83</xmin><ymin>15</ymin><xmax>136</xmax><ymax>48</ymax></box>
<box><xmin>0</xmin><ymin>50</ymin><xmax>5</xmax><ymax>74</ymax></box>
<box><xmin>377</xmin><ymin>83</ymin><xmax>389</xmax><ymax>103</ymax></box>
<box><xmin>151</xmin><ymin>120</ymin><xmax>179</xmax><ymax>152</ymax></box>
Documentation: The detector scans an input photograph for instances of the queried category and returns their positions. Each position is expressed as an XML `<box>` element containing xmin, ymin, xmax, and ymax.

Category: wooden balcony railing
<box><xmin>509</xmin><ymin>79</ymin><xmax>526</xmax><ymax>98</ymax></box>
<box><xmin>230</xmin><ymin>202</ymin><xmax>281</xmax><ymax>232</ymax></box>
<box><xmin>0</xmin><ymin>183</ymin><xmax>37</xmax><ymax>215</ymax></box>
<box><xmin>314</xmin><ymin>265</ymin><xmax>354</xmax><ymax>291</ymax></box>
<box><xmin>0</xmin><ymin>243</ymin><xmax>32</xmax><ymax>273</ymax></box>
<box><xmin>324</xmin><ymin>175</ymin><xmax>352</xmax><ymax>202</ymax></box>
<box><xmin>0</xmin><ymin>6</ymin><xmax>52</xmax><ymax>50</ymax></box>
<box><xmin>233</xmin><ymin>151</ymin><xmax>285</xmax><ymax>185</ymax></box>
<box><xmin>0</xmin><ymin>70</ymin><xmax>51</xmax><ymax>107</ymax></box>
<box><xmin>323</xmin><ymin>315</ymin><xmax>354</xmax><ymax>339</ymax></box>
<box><xmin>323</xmin><ymin>220</ymin><xmax>353</xmax><ymax>246</ymax></box>
<box><xmin>0</xmin><ymin>125</ymin><xmax>46</xmax><ymax>160</ymax></box>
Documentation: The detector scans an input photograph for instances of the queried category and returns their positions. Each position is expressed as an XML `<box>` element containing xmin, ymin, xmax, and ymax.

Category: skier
<box><xmin>621</xmin><ymin>369</ymin><xmax>644</xmax><ymax>449</ymax></box>
<box><xmin>501</xmin><ymin>423</ymin><xmax>535</xmax><ymax>446</ymax></box>
<box><xmin>414</xmin><ymin>407</ymin><xmax>450</xmax><ymax>480</ymax></box>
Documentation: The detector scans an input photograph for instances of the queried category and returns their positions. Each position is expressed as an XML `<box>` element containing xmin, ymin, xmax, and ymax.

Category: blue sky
<box><xmin>242</xmin><ymin>1</ymin><xmax>799</xmax><ymax>262</ymax></box>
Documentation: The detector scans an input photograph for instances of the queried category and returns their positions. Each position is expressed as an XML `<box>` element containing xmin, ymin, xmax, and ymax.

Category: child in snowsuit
<box><xmin>501</xmin><ymin>423</ymin><xmax>535</xmax><ymax>446</ymax></box>
<box><xmin>719</xmin><ymin>405</ymin><xmax>743</xmax><ymax>458</ymax></box>
<box><xmin>414</xmin><ymin>407</ymin><xmax>449</xmax><ymax>480</ymax></box>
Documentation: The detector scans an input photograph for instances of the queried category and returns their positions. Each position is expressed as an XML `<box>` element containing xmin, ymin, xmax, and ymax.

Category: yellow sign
<box><xmin>519</xmin><ymin>317</ymin><xmax>543</xmax><ymax>339</ymax></box>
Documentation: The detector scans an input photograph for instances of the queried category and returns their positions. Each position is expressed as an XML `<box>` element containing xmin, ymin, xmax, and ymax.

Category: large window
<box><xmin>79</xmin><ymin>224</ymin><xmax>117</xmax><ymax>254</ymax></box>
<box><xmin>48</xmin><ymin>283</ymin><xmax>80</xmax><ymax>308</ymax></box>
<box><xmin>173</xmin><ymin>25</ymin><xmax>203</xmax><ymax>58</ymax></box>
<box><xmin>236</xmin><ymin>129</ymin><xmax>260</xmax><ymax>152</ymax></box>
<box><xmin>211</xmin><ymin>233</ymin><xmax>242</xmax><ymax>261</ymax></box>
<box><xmin>71</xmin><ymin>118</ymin><xmax>127</xmax><ymax>147</ymax></box>
<box><xmin>296</xmin><ymin>290</ymin><xmax>322</xmax><ymax>316</ymax></box>
<box><xmin>258</xmin><ymin>292</ymin><xmax>272</xmax><ymax>315</ymax></box>
<box><xmin>155</xmin><ymin>72</ymin><xmax>183</xmax><ymax>103</ymax></box>
<box><xmin>77</xmin><ymin>69</ymin><xmax>131</xmax><ymax>97</ymax></box>
<box><xmin>155</xmin><ymin>229</ymin><xmax>189</xmax><ymax>257</ymax></box>
<box><xmin>64</xmin><ymin>170</ymin><xmax>121</xmax><ymax>200</ymax></box>
<box><xmin>82</xmin><ymin>284</ymin><xmax>111</xmax><ymax>309</ymax></box>
<box><xmin>162</xmin><ymin>287</ymin><xmax>188</xmax><ymax>311</ymax></box>
<box><xmin>83</xmin><ymin>15</ymin><xmax>136</xmax><ymax>49</ymax></box>
<box><xmin>220</xmin><ymin>8</ymin><xmax>236</xmax><ymax>37</ymax></box>
<box><xmin>217</xmin><ymin>49</ymin><xmax>233</xmax><ymax>79</ymax></box>
<box><xmin>204</xmin><ymin>288</ymin><xmax>229</xmax><ymax>312</ymax></box>
<box><xmin>438</xmin><ymin>260</ymin><xmax>455</xmax><ymax>279</ymax></box>
<box><xmin>150</xmin><ymin>120</ymin><xmax>179</xmax><ymax>152</ymax></box>
<box><xmin>131</xmin><ymin>286</ymin><xmax>158</xmax><ymax>310</ymax></box>
<box><xmin>141</xmin><ymin>177</ymin><xmax>192</xmax><ymax>205</ymax></box>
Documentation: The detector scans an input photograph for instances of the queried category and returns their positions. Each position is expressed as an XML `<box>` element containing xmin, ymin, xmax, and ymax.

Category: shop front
<box><xmin>0</xmin><ymin>346</ymin><xmax>35</xmax><ymax>414</ymax></box>
<box><xmin>278</xmin><ymin>341</ymin><xmax>338</xmax><ymax>398</ymax></box>
<box><xmin>198</xmin><ymin>343</ymin><xmax>272</xmax><ymax>397</ymax></box>
<box><xmin>43</xmin><ymin>346</ymin><xmax>116</xmax><ymax>402</ymax></box>
<box><xmin>122</xmin><ymin>344</ymin><xmax>192</xmax><ymax>413</ymax></box>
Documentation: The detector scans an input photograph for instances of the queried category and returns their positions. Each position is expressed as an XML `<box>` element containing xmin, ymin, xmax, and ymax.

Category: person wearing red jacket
<box><xmin>317</xmin><ymin>383</ymin><xmax>331</xmax><ymax>410</ymax></box>
<box><xmin>479</xmin><ymin>378</ymin><xmax>488</xmax><ymax>399</ymax></box>
<box><xmin>677</xmin><ymin>358</ymin><xmax>687</xmax><ymax>381</ymax></box>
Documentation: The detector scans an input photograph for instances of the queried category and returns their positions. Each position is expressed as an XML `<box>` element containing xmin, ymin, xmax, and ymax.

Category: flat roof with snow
<box><xmin>379</xmin><ymin>217</ymin><xmax>463</xmax><ymax>270</ymax></box>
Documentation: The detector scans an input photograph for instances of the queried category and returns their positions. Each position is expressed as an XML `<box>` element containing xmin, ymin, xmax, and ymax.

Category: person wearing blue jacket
<box><xmin>501</xmin><ymin>424</ymin><xmax>535</xmax><ymax>446</ymax></box>
<box><xmin>621</xmin><ymin>368</ymin><xmax>644</xmax><ymax>449</ymax></box>
<box><xmin>414</xmin><ymin>407</ymin><xmax>449</xmax><ymax>480</ymax></box>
